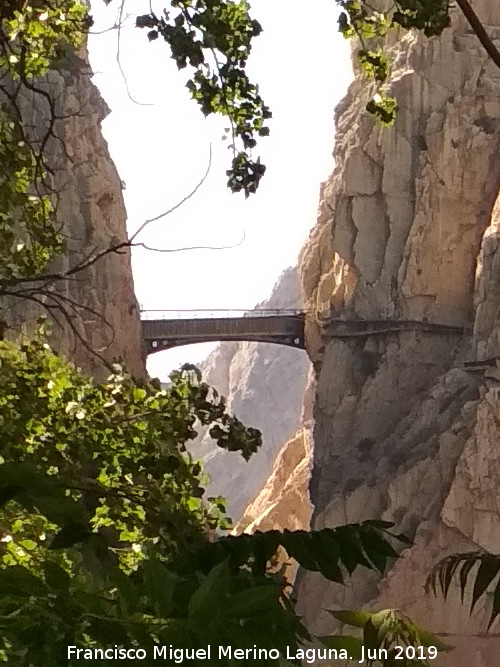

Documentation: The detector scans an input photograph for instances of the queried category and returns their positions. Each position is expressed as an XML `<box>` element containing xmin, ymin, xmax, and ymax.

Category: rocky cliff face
<box><xmin>2</xmin><ymin>46</ymin><xmax>145</xmax><ymax>379</ymax></box>
<box><xmin>191</xmin><ymin>267</ymin><xmax>311</xmax><ymax>521</ymax></box>
<box><xmin>293</xmin><ymin>1</ymin><xmax>500</xmax><ymax>663</ymax></box>
<box><xmin>236</xmin><ymin>368</ymin><xmax>315</xmax><ymax>534</ymax></box>
<box><xmin>233</xmin><ymin>368</ymin><xmax>315</xmax><ymax>580</ymax></box>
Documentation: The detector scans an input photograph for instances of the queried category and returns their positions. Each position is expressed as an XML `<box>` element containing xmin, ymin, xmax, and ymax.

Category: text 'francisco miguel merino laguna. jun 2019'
<box><xmin>67</xmin><ymin>644</ymin><xmax>439</xmax><ymax>663</ymax></box>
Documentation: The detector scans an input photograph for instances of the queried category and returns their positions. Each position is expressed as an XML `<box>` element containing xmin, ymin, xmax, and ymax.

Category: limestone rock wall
<box><xmin>233</xmin><ymin>368</ymin><xmax>315</xmax><ymax>581</ymax></box>
<box><xmin>236</xmin><ymin>368</ymin><xmax>315</xmax><ymax>536</ymax></box>
<box><xmin>191</xmin><ymin>267</ymin><xmax>311</xmax><ymax>521</ymax></box>
<box><xmin>295</xmin><ymin>1</ymin><xmax>500</xmax><ymax>663</ymax></box>
<box><xmin>1</xmin><ymin>47</ymin><xmax>145</xmax><ymax>379</ymax></box>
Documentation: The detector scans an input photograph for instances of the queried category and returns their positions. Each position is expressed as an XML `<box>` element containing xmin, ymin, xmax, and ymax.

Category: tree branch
<box><xmin>456</xmin><ymin>0</ymin><xmax>500</xmax><ymax>70</ymax></box>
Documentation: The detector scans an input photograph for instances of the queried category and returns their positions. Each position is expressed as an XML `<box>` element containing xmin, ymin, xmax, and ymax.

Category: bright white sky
<box><xmin>87</xmin><ymin>0</ymin><xmax>352</xmax><ymax>381</ymax></box>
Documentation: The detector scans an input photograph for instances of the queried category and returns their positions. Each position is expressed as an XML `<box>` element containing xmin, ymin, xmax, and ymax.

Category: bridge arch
<box><xmin>141</xmin><ymin>310</ymin><xmax>306</xmax><ymax>355</ymax></box>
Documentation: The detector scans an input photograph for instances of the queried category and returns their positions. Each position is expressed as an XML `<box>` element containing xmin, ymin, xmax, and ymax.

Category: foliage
<box><xmin>336</xmin><ymin>0</ymin><xmax>452</xmax><ymax>125</ymax></box>
<box><xmin>131</xmin><ymin>0</ymin><xmax>455</xmax><ymax>174</ymax></box>
<box><xmin>135</xmin><ymin>0</ymin><xmax>270</xmax><ymax>198</ymax></box>
<box><xmin>0</xmin><ymin>332</ymin><xmax>266</xmax><ymax>662</ymax></box>
<box><xmin>321</xmin><ymin>609</ymin><xmax>447</xmax><ymax>666</ymax></box>
<box><xmin>0</xmin><ymin>0</ymin><xmax>493</xmax><ymax>291</ymax></box>
<box><xmin>127</xmin><ymin>0</ymin><xmax>488</xmax><ymax>188</ymax></box>
<box><xmin>0</xmin><ymin>1</ymin><xmax>89</xmax><ymax>285</ymax></box>
<box><xmin>0</xmin><ymin>1</ymin><xmax>89</xmax><ymax>76</ymax></box>
<box><xmin>427</xmin><ymin>550</ymin><xmax>500</xmax><ymax>629</ymax></box>
<box><xmin>0</xmin><ymin>104</ymin><xmax>63</xmax><ymax>281</ymax></box>
<box><xmin>0</xmin><ymin>511</ymin><xmax>309</xmax><ymax>664</ymax></box>
<box><xmin>0</xmin><ymin>327</ymin><xmax>261</xmax><ymax>571</ymax></box>
<box><xmin>0</xmin><ymin>455</ymin><xmax>411</xmax><ymax>665</ymax></box>
<box><xmin>2</xmin><ymin>2</ymin><xmax>494</xmax><ymax>663</ymax></box>
<box><xmin>0</xmin><ymin>329</ymin><xmax>422</xmax><ymax>664</ymax></box>
<box><xmin>177</xmin><ymin>519</ymin><xmax>410</xmax><ymax>580</ymax></box>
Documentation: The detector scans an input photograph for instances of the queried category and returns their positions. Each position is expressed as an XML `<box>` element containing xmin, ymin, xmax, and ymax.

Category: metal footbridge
<box><xmin>141</xmin><ymin>309</ymin><xmax>306</xmax><ymax>355</ymax></box>
<box><xmin>141</xmin><ymin>309</ymin><xmax>471</xmax><ymax>356</ymax></box>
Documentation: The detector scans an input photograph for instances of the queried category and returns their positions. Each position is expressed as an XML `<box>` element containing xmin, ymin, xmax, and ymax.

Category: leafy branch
<box><xmin>427</xmin><ymin>550</ymin><xmax>500</xmax><ymax>629</ymax></box>
<box><xmin>135</xmin><ymin>0</ymin><xmax>270</xmax><ymax>197</ymax></box>
<box><xmin>336</xmin><ymin>0</ymin><xmax>500</xmax><ymax>126</ymax></box>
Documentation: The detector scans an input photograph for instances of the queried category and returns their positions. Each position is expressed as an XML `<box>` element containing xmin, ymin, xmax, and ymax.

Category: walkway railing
<box><xmin>140</xmin><ymin>308</ymin><xmax>305</xmax><ymax>320</ymax></box>
<box><xmin>141</xmin><ymin>309</ymin><xmax>306</xmax><ymax>353</ymax></box>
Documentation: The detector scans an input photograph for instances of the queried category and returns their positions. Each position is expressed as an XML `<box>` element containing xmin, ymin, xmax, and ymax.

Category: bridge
<box><xmin>141</xmin><ymin>309</ymin><xmax>306</xmax><ymax>355</ymax></box>
<box><xmin>141</xmin><ymin>309</ymin><xmax>471</xmax><ymax>355</ymax></box>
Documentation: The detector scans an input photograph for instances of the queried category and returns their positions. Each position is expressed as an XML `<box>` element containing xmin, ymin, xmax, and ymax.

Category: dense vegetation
<box><xmin>0</xmin><ymin>326</ymin><xmax>423</xmax><ymax>664</ymax></box>
<box><xmin>1</xmin><ymin>1</ymin><xmax>500</xmax><ymax>665</ymax></box>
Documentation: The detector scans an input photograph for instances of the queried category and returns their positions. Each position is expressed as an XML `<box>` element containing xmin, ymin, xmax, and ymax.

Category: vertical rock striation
<box><xmin>295</xmin><ymin>1</ymin><xmax>500</xmax><ymax>663</ymax></box>
<box><xmin>1</xmin><ymin>46</ymin><xmax>145</xmax><ymax>379</ymax></box>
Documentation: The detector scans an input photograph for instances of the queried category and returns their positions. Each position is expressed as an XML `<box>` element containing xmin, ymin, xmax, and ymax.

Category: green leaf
<box><xmin>280</xmin><ymin>530</ymin><xmax>319</xmax><ymax>571</ymax></box>
<box><xmin>310</xmin><ymin>531</ymin><xmax>344</xmax><ymax>583</ymax></box>
<box><xmin>439</xmin><ymin>555</ymin><xmax>462</xmax><ymax>600</ymax></box>
<box><xmin>335</xmin><ymin>526</ymin><xmax>372</xmax><ymax>574</ymax></box>
<box><xmin>87</xmin><ymin>617</ymin><xmax>129</xmax><ymax>646</ymax></box>
<box><xmin>33</xmin><ymin>495</ymin><xmax>85</xmax><ymax>525</ymax></box>
<box><xmin>358</xmin><ymin>526</ymin><xmax>398</xmax><ymax>572</ymax></box>
<box><xmin>222</xmin><ymin>584</ymin><xmax>280</xmax><ymax>617</ymax></box>
<box><xmin>471</xmin><ymin>556</ymin><xmax>500</xmax><ymax>612</ymax></box>
<box><xmin>0</xmin><ymin>483</ymin><xmax>23</xmax><ymax>506</ymax></box>
<box><xmin>49</xmin><ymin>522</ymin><xmax>91</xmax><ymax>549</ymax></box>
<box><xmin>412</xmin><ymin>623</ymin><xmax>449</xmax><ymax>651</ymax></box>
<box><xmin>363</xmin><ymin>617</ymin><xmax>380</xmax><ymax>650</ymax></box>
<box><xmin>142</xmin><ymin>559</ymin><xmax>177</xmax><ymax>618</ymax></box>
<box><xmin>460</xmin><ymin>555</ymin><xmax>480</xmax><ymax>601</ymax></box>
<box><xmin>43</xmin><ymin>561</ymin><xmax>70</xmax><ymax>591</ymax></box>
<box><xmin>0</xmin><ymin>565</ymin><xmax>47</xmax><ymax>596</ymax></box>
<box><xmin>362</xmin><ymin>520</ymin><xmax>395</xmax><ymax>530</ymax></box>
<box><xmin>326</xmin><ymin>609</ymin><xmax>372</xmax><ymax>628</ymax></box>
<box><xmin>111</xmin><ymin>567</ymin><xmax>138</xmax><ymax>615</ymax></box>
<box><xmin>488</xmin><ymin>580</ymin><xmax>500</xmax><ymax>629</ymax></box>
<box><xmin>188</xmin><ymin>560</ymin><xmax>229</xmax><ymax>617</ymax></box>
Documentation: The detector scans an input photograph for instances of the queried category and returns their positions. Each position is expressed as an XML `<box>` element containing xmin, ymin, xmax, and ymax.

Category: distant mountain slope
<box><xmin>191</xmin><ymin>267</ymin><xmax>311</xmax><ymax>521</ymax></box>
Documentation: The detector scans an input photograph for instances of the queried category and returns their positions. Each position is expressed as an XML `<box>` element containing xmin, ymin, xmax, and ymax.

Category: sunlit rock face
<box><xmin>295</xmin><ymin>1</ymin><xmax>500</xmax><ymax>663</ymax></box>
<box><xmin>1</xmin><ymin>46</ymin><xmax>145</xmax><ymax>379</ymax></box>
<box><xmin>191</xmin><ymin>267</ymin><xmax>311</xmax><ymax>521</ymax></box>
<box><xmin>233</xmin><ymin>368</ymin><xmax>315</xmax><ymax>581</ymax></box>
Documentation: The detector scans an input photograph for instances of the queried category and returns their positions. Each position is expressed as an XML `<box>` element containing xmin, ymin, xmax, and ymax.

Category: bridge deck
<box><xmin>142</xmin><ymin>314</ymin><xmax>305</xmax><ymax>354</ymax></box>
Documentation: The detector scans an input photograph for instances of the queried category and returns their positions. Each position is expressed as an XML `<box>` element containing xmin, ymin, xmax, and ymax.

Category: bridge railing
<box><xmin>140</xmin><ymin>308</ymin><xmax>305</xmax><ymax>320</ymax></box>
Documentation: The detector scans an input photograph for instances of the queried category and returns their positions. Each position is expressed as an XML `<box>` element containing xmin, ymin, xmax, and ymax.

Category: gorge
<box><xmin>195</xmin><ymin>1</ymin><xmax>500</xmax><ymax>664</ymax></box>
<box><xmin>4</xmin><ymin>1</ymin><xmax>500</xmax><ymax>665</ymax></box>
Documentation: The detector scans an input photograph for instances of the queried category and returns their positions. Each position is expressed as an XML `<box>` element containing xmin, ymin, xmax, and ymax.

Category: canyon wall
<box><xmin>192</xmin><ymin>267</ymin><xmax>311</xmax><ymax>521</ymax></box>
<box><xmin>1</xmin><ymin>46</ymin><xmax>145</xmax><ymax>379</ymax></box>
<box><xmin>293</xmin><ymin>1</ymin><xmax>500</xmax><ymax>663</ymax></box>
